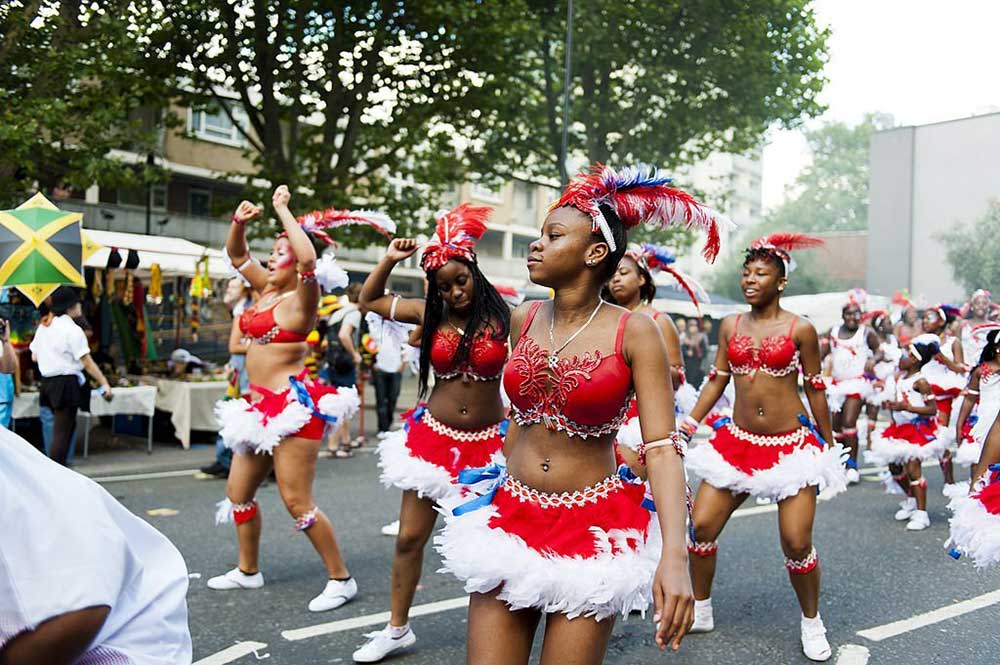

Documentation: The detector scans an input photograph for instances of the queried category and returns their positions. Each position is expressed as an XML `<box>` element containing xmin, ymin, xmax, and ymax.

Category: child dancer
<box><xmin>863</xmin><ymin>310</ymin><xmax>902</xmax><ymax>447</ymax></box>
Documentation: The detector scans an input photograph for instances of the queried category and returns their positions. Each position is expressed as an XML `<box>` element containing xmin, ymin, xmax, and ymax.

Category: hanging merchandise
<box><xmin>106</xmin><ymin>247</ymin><xmax>123</xmax><ymax>270</ymax></box>
<box><xmin>190</xmin><ymin>296</ymin><xmax>200</xmax><ymax>343</ymax></box>
<box><xmin>125</xmin><ymin>249</ymin><xmax>140</xmax><ymax>270</ymax></box>
<box><xmin>147</xmin><ymin>263</ymin><xmax>163</xmax><ymax>304</ymax></box>
<box><xmin>92</xmin><ymin>269</ymin><xmax>103</xmax><ymax>300</ymax></box>
<box><xmin>133</xmin><ymin>278</ymin><xmax>148</xmax><ymax>359</ymax></box>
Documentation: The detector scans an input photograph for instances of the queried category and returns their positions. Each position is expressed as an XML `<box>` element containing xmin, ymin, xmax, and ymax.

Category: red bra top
<box><xmin>727</xmin><ymin>314</ymin><xmax>799</xmax><ymax>377</ymax></box>
<box><xmin>239</xmin><ymin>302</ymin><xmax>308</xmax><ymax>345</ymax></box>
<box><xmin>430</xmin><ymin>328</ymin><xmax>508</xmax><ymax>381</ymax></box>
<box><xmin>503</xmin><ymin>301</ymin><xmax>632</xmax><ymax>438</ymax></box>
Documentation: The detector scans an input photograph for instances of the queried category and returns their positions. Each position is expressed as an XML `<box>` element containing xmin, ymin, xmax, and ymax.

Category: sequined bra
<box><xmin>727</xmin><ymin>314</ymin><xmax>799</xmax><ymax>378</ymax></box>
<box><xmin>503</xmin><ymin>301</ymin><xmax>633</xmax><ymax>438</ymax></box>
<box><xmin>429</xmin><ymin>328</ymin><xmax>508</xmax><ymax>381</ymax></box>
<box><xmin>239</xmin><ymin>295</ymin><xmax>308</xmax><ymax>345</ymax></box>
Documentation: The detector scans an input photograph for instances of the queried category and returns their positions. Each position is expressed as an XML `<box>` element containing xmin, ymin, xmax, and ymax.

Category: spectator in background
<box><xmin>201</xmin><ymin>278</ymin><xmax>254</xmax><ymax>479</ymax></box>
<box><xmin>324</xmin><ymin>283</ymin><xmax>363</xmax><ymax>457</ymax></box>
<box><xmin>683</xmin><ymin>317</ymin><xmax>709</xmax><ymax>387</ymax></box>
<box><xmin>29</xmin><ymin>287</ymin><xmax>112</xmax><ymax>465</ymax></box>
<box><xmin>366</xmin><ymin>312</ymin><xmax>414</xmax><ymax>439</ymax></box>
<box><xmin>0</xmin><ymin>319</ymin><xmax>18</xmax><ymax>430</ymax></box>
<box><xmin>701</xmin><ymin>316</ymin><xmax>718</xmax><ymax>381</ymax></box>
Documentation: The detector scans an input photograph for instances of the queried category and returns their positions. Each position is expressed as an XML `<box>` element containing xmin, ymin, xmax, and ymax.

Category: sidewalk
<box><xmin>71</xmin><ymin>374</ymin><xmax>421</xmax><ymax>478</ymax></box>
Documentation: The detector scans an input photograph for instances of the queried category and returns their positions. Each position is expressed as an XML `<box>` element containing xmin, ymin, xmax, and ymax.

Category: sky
<box><xmin>761</xmin><ymin>0</ymin><xmax>1000</xmax><ymax>211</ymax></box>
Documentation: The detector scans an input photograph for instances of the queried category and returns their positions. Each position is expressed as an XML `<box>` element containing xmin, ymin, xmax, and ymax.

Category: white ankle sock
<box><xmin>695</xmin><ymin>598</ymin><xmax>712</xmax><ymax>610</ymax></box>
<box><xmin>801</xmin><ymin>613</ymin><xmax>823</xmax><ymax>627</ymax></box>
<box><xmin>388</xmin><ymin>623</ymin><xmax>410</xmax><ymax>638</ymax></box>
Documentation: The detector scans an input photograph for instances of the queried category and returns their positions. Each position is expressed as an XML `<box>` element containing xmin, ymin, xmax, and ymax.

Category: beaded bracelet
<box><xmin>802</xmin><ymin>372</ymin><xmax>827</xmax><ymax>390</ymax></box>
<box><xmin>638</xmin><ymin>431</ymin><xmax>686</xmax><ymax>466</ymax></box>
<box><xmin>300</xmin><ymin>270</ymin><xmax>316</xmax><ymax>283</ymax></box>
<box><xmin>231</xmin><ymin>214</ymin><xmax>246</xmax><ymax>225</ymax></box>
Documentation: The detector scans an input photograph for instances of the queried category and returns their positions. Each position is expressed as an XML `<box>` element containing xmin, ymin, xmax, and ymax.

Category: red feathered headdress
<box><xmin>892</xmin><ymin>290</ymin><xmax>915</xmax><ymax>310</ymax></box>
<box><xmin>551</xmin><ymin>163</ymin><xmax>730</xmax><ymax>262</ymax></box>
<box><xmin>748</xmin><ymin>233</ymin><xmax>825</xmax><ymax>274</ymax></box>
<box><xmin>295</xmin><ymin>208</ymin><xmax>396</xmax><ymax>245</ymax></box>
<box><xmin>861</xmin><ymin>309</ymin><xmax>890</xmax><ymax>328</ymax></box>
<box><xmin>420</xmin><ymin>203</ymin><xmax>492</xmax><ymax>272</ymax></box>
<box><xmin>625</xmin><ymin>242</ymin><xmax>708</xmax><ymax>310</ymax></box>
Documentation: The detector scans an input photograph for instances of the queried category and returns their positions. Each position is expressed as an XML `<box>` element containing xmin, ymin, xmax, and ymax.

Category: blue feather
<box><xmin>607</xmin><ymin>164</ymin><xmax>674</xmax><ymax>191</ymax></box>
<box><xmin>640</xmin><ymin>242</ymin><xmax>677</xmax><ymax>267</ymax></box>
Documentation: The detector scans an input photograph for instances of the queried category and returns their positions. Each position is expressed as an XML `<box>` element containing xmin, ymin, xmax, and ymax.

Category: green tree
<box><xmin>469</xmin><ymin>0</ymin><xmax>830</xmax><ymax>187</ymax></box>
<box><xmin>939</xmin><ymin>201</ymin><xmax>1000</xmax><ymax>295</ymax></box>
<box><xmin>0</xmin><ymin>1</ymin><xmax>169</xmax><ymax>207</ymax></box>
<box><xmin>136</xmin><ymin>1</ymin><xmax>531</xmax><ymax>244</ymax></box>
<box><xmin>708</xmin><ymin>112</ymin><xmax>894</xmax><ymax>298</ymax></box>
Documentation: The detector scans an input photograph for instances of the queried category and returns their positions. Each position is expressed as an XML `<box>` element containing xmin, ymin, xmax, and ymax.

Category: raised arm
<box><xmin>226</xmin><ymin>200</ymin><xmax>268</xmax><ymax>293</ymax></box>
<box><xmin>798</xmin><ymin>319</ymin><xmax>834</xmax><ymax>445</ymax></box>
<box><xmin>624</xmin><ymin>313</ymin><xmax>693</xmax><ymax>652</ymax></box>
<box><xmin>359</xmin><ymin>238</ymin><xmax>425</xmax><ymax>325</ymax></box>
<box><xmin>271</xmin><ymin>186</ymin><xmax>319</xmax><ymax>317</ymax></box>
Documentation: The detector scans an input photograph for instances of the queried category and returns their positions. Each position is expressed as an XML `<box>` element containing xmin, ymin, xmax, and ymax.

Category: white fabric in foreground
<box><xmin>434</xmin><ymin>498</ymin><xmax>661</xmax><ymax>621</ymax></box>
<box><xmin>685</xmin><ymin>440</ymin><xmax>849</xmax><ymax>501</ymax></box>
<box><xmin>0</xmin><ymin>429</ymin><xmax>191</xmax><ymax>664</ymax></box>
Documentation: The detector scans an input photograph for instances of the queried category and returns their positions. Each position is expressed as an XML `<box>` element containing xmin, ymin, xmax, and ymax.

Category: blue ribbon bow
<box><xmin>617</xmin><ymin>464</ymin><xmax>657</xmax><ymax>512</ymax></box>
<box><xmin>797</xmin><ymin>414</ymin><xmax>827</xmax><ymax>448</ymax></box>
<box><xmin>711</xmin><ymin>416</ymin><xmax>732</xmax><ymax>430</ymax></box>
<box><xmin>289</xmin><ymin>375</ymin><xmax>339</xmax><ymax>424</ymax></box>
<box><xmin>452</xmin><ymin>463</ymin><xmax>508</xmax><ymax>516</ymax></box>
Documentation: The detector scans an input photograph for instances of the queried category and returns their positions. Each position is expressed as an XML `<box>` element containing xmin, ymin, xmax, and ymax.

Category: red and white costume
<box><xmin>923</xmin><ymin>334</ymin><xmax>966</xmax><ymax>432</ymax></box>
<box><xmin>437</xmin><ymin>304</ymin><xmax>659</xmax><ymax>619</ymax></box>
<box><xmin>867</xmin><ymin>334</ymin><xmax>901</xmax><ymax>406</ymax></box>
<box><xmin>684</xmin><ymin>315</ymin><xmax>848</xmax><ymax>501</ymax></box>
<box><xmin>867</xmin><ymin>372</ymin><xmax>944</xmax><ymax>465</ymax></box>
<box><xmin>826</xmin><ymin>325</ymin><xmax>874</xmax><ymax>413</ymax></box>
<box><xmin>216</xmin><ymin>300</ymin><xmax>360</xmax><ymax>455</ymax></box>
<box><xmin>947</xmin><ymin>467</ymin><xmax>1000</xmax><ymax>569</ymax></box>
<box><xmin>377</xmin><ymin>330</ymin><xmax>508</xmax><ymax>501</ymax></box>
<box><xmin>956</xmin><ymin>364</ymin><xmax>1000</xmax><ymax>467</ymax></box>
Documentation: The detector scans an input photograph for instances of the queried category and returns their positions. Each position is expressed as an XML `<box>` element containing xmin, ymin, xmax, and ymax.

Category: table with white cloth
<box><xmin>142</xmin><ymin>377</ymin><xmax>228</xmax><ymax>449</ymax></box>
<box><xmin>12</xmin><ymin>385</ymin><xmax>158</xmax><ymax>456</ymax></box>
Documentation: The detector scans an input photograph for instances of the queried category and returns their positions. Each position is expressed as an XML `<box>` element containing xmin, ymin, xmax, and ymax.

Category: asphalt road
<box><xmin>104</xmin><ymin>445</ymin><xmax>1000</xmax><ymax>665</ymax></box>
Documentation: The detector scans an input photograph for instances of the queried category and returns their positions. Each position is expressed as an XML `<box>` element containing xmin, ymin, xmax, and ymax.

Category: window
<box><xmin>118</xmin><ymin>184</ymin><xmax>166</xmax><ymax>210</ymax></box>
<box><xmin>471</xmin><ymin>179</ymin><xmax>504</xmax><ymax>204</ymax></box>
<box><xmin>188</xmin><ymin>103</ymin><xmax>249</xmax><ymax>147</ymax></box>
<box><xmin>512</xmin><ymin>234</ymin><xmax>534</xmax><ymax>259</ymax></box>
<box><xmin>189</xmin><ymin>189</ymin><xmax>212</xmax><ymax>216</ymax></box>
<box><xmin>477</xmin><ymin>230</ymin><xmax>505</xmax><ymax>258</ymax></box>
<box><xmin>514</xmin><ymin>181</ymin><xmax>536</xmax><ymax>212</ymax></box>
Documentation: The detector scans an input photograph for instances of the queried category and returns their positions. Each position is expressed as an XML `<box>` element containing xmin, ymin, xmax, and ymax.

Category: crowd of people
<box><xmin>5</xmin><ymin>164</ymin><xmax>1000</xmax><ymax>665</ymax></box>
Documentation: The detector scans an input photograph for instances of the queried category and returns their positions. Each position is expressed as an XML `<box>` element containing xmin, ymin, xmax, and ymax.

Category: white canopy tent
<box><xmin>84</xmin><ymin>229</ymin><xmax>230</xmax><ymax>278</ymax></box>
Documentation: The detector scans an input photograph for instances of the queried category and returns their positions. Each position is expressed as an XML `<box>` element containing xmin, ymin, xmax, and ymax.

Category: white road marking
<box><xmin>90</xmin><ymin>469</ymin><xmax>199</xmax><ymax>483</ymax></box>
<box><xmin>834</xmin><ymin>644</ymin><xmax>871</xmax><ymax>665</ymax></box>
<box><xmin>282</xmin><ymin>596</ymin><xmax>469</xmax><ymax>642</ymax></box>
<box><xmin>856</xmin><ymin>589</ymin><xmax>1000</xmax><ymax>642</ymax></box>
<box><xmin>193</xmin><ymin>641</ymin><xmax>269</xmax><ymax>665</ymax></box>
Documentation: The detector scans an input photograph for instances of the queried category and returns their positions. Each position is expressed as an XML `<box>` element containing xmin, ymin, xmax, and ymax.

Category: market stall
<box><xmin>141</xmin><ymin>375</ymin><xmax>228</xmax><ymax>449</ymax></box>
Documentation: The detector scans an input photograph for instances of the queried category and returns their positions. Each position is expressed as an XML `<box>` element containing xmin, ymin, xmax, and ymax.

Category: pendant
<box><xmin>541</xmin><ymin>458</ymin><xmax>551</xmax><ymax>472</ymax></box>
<box><xmin>547</xmin><ymin>355</ymin><xmax>559</xmax><ymax>369</ymax></box>
<box><xmin>757</xmin><ymin>407</ymin><xmax>765</xmax><ymax>417</ymax></box>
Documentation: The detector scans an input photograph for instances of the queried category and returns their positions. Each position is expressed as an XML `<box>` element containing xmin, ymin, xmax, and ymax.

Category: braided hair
<box><xmin>417</xmin><ymin>259</ymin><xmax>511</xmax><ymax>398</ymax></box>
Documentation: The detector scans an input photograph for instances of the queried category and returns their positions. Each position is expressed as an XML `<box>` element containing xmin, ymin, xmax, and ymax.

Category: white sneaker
<box><xmin>801</xmin><ymin>615</ymin><xmax>832</xmax><ymax>661</ymax></box>
<box><xmin>894</xmin><ymin>497</ymin><xmax>917</xmax><ymax>521</ymax></box>
<box><xmin>942</xmin><ymin>482</ymin><xmax>968</xmax><ymax>498</ymax></box>
<box><xmin>308</xmin><ymin>577</ymin><xmax>358</xmax><ymax>612</ymax></box>
<box><xmin>906</xmin><ymin>510</ymin><xmax>930</xmax><ymax>531</ymax></box>
<box><xmin>352</xmin><ymin>624</ymin><xmax>417</xmax><ymax>662</ymax></box>
<box><xmin>755</xmin><ymin>496</ymin><xmax>772</xmax><ymax>506</ymax></box>
<box><xmin>689</xmin><ymin>599</ymin><xmax>714</xmax><ymax>633</ymax></box>
<box><xmin>381</xmin><ymin>520</ymin><xmax>400</xmax><ymax>537</ymax></box>
<box><xmin>207</xmin><ymin>567</ymin><xmax>264</xmax><ymax>591</ymax></box>
<box><xmin>845</xmin><ymin>468</ymin><xmax>861</xmax><ymax>485</ymax></box>
<box><xmin>376</xmin><ymin>431</ymin><xmax>390</xmax><ymax>440</ymax></box>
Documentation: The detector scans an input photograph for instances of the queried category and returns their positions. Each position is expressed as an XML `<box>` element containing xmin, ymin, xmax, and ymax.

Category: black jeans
<box><xmin>373</xmin><ymin>370</ymin><xmax>403</xmax><ymax>433</ymax></box>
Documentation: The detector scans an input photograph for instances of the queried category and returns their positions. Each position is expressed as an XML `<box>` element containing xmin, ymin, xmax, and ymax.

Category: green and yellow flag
<box><xmin>0</xmin><ymin>193</ymin><xmax>100</xmax><ymax>306</ymax></box>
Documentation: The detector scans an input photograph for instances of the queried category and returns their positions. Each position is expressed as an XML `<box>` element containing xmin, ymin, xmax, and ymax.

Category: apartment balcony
<box><xmin>62</xmin><ymin>200</ymin><xmax>231</xmax><ymax>248</ymax></box>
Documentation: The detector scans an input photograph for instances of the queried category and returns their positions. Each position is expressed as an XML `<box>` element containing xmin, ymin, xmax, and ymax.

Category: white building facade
<box><xmin>868</xmin><ymin>112</ymin><xmax>1000</xmax><ymax>304</ymax></box>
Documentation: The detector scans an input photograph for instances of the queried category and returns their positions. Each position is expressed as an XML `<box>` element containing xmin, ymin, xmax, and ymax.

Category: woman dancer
<box><xmin>863</xmin><ymin>310</ymin><xmax>902</xmax><ymax>447</ymax></box>
<box><xmin>608</xmin><ymin>242</ymin><xmax>703</xmax><ymax>471</ymax></box>
<box><xmin>868</xmin><ymin>336</ymin><xmax>942</xmax><ymax>530</ymax></box>
<box><xmin>680</xmin><ymin>233</ymin><xmax>845</xmax><ymax>662</ymax></box>
<box><xmin>921</xmin><ymin>305</ymin><xmax>968</xmax><ymax>493</ymax></box>
<box><xmin>208</xmin><ymin>188</ymin><xmax>362</xmax><ymax>612</ymax></box>
<box><xmin>352</xmin><ymin>204</ymin><xmax>510</xmax><ymax>663</ymax></box>
<box><xmin>955</xmin><ymin>326</ymin><xmax>1000</xmax><ymax>473</ymax></box>
<box><xmin>824</xmin><ymin>294</ymin><xmax>880</xmax><ymax>484</ymax></box>
<box><xmin>436</xmin><ymin>165</ymin><xmax>718</xmax><ymax>664</ymax></box>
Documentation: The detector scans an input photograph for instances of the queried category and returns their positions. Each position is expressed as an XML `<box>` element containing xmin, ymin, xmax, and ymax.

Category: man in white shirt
<box><xmin>366</xmin><ymin>312</ymin><xmax>414</xmax><ymax>438</ymax></box>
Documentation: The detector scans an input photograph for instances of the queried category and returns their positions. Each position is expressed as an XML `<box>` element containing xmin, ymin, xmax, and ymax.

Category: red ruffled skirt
<box><xmin>867</xmin><ymin>418</ymin><xmax>945</xmax><ymax>465</ymax></box>
<box><xmin>685</xmin><ymin>419</ymin><xmax>848</xmax><ymax>501</ymax></box>
<box><xmin>947</xmin><ymin>469</ymin><xmax>1000</xmax><ymax>569</ymax></box>
<box><xmin>436</xmin><ymin>468</ymin><xmax>659</xmax><ymax>620</ymax></box>
<box><xmin>216</xmin><ymin>370</ymin><xmax>359</xmax><ymax>455</ymax></box>
<box><xmin>377</xmin><ymin>404</ymin><xmax>506</xmax><ymax>501</ymax></box>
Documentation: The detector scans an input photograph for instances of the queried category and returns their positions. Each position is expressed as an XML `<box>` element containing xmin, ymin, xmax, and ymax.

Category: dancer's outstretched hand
<box><xmin>386</xmin><ymin>238</ymin><xmax>419</xmax><ymax>262</ymax></box>
<box><xmin>652</xmin><ymin>554</ymin><xmax>694</xmax><ymax>651</ymax></box>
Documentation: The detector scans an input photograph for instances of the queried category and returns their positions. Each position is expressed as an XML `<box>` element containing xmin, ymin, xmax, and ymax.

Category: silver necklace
<box><xmin>547</xmin><ymin>300</ymin><xmax>604</xmax><ymax>368</ymax></box>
